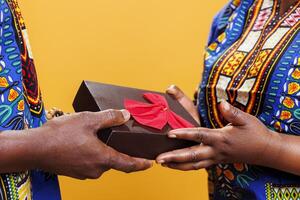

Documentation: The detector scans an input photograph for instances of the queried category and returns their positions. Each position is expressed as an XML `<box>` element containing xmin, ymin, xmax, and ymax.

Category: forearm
<box><xmin>257</xmin><ymin>130</ymin><xmax>300</xmax><ymax>176</ymax></box>
<box><xmin>0</xmin><ymin>129</ymin><xmax>42</xmax><ymax>173</ymax></box>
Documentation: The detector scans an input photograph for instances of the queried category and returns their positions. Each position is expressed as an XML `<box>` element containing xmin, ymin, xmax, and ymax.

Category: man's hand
<box><xmin>28</xmin><ymin>109</ymin><xmax>152</xmax><ymax>179</ymax></box>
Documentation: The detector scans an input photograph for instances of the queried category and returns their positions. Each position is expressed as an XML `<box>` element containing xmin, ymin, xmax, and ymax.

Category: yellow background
<box><xmin>19</xmin><ymin>0</ymin><xmax>227</xmax><ymax>199</ymax></box>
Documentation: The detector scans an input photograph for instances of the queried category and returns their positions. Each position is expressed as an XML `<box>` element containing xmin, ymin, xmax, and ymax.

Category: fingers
<box><xmin>166</xmin><ymin>85</ymin><xmax>186</xmax><ymax>101</ymax></box>
<box><xmin>106</xmin><ymin>147</ymin><xmax>153</xmax><ymax>173</ymax></box>
<box><xmin>88</xmin><ymin>109</ymin><xmax>131</xmax><ymax>130</ymax></box>
<box><xmin>218</xmin><ymin>100</ymin><xmax>248</xmax><ymax>126</ymax></box>
<box><xmin>168</xmin><ymin>127</ymin><xmax>219</xmax><ymax>145</ymax></box>
<box><xmin>156</xmin><ymin>145</ymin><xmax>214</xmax><ymax>164</ymax></box>
<box><xmin>166</xmin><ymin>85</ymin><xmax>200</xmax><ymax>123</ymax></box>
<box><xmin>162</xmin><ymin>160</ymin><xmax>214</xmax><ymax>171</ymax></box>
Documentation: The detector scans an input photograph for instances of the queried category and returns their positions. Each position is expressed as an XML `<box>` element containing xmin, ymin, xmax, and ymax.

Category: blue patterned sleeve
<box><xmin>207</xmin><ymin>1</ymin><xmax>238</xmax><ymax>45</ymax></box>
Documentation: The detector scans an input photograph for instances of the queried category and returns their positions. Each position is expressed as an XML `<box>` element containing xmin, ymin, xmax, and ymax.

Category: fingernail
<box><xmin>168</xmin><ymin>134</ymin><xmax>177</xmax><ymax>138</ymax></box>
<box><xmin>169</xmin><ymin>85</ymin><xmax>176</xmax><ymax>90</ymax></box>
<box><xmin>167</xmin><ymin>85</ymin><xmax>176</xmax><ymax>93</ymax></box>
<box><xmin>169</xmin><ymin>129</ymin><xmax>178</xmax><ymax>134</ymax></box>
<box><xmin>121</xmin><ymin>109</ymin><xmax>131</xmax><ymax>121</ymax></box>
<box><xmin>157</xmin><ymin>159</ymin><xmax>165</xmax><ymax>164</ymax></box>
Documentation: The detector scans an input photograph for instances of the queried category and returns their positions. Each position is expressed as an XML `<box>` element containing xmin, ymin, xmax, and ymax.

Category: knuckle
<box><xmin>192</xmin><ymin>162</ymin><xmax>201</xmax><ymax>170</ymax></box>
<box><xmin>166</xmin><ymin>151</ymin><xmax>177</xmax><ymax>162</ymax></box>
<box><xmin>197</xmin><ymin>128</ymin><xmax>211</xmax><ymax>144</ymax></box>
<box><xmin>125</xmin><ymin>161</ymin><xmax>137</xmax><ymax>173</ymax></box>
<box><xmin>102</xmin><ymin>149</ymin><xmax>113</xmax><ymax>168</ymax></box>
<box><xmin>189</xmin><ymin>151</ymin><xmax>198</xmax><ymax>162</ymax></box>
<box><xmin>231</xmin><ymin>106</ymin><xmax>240</xmax><ymax>120</ymax></box>
<box><xmin>195</xmin><ymin>129</ymin><xmax>204</xmax><ymax>143</ymax></box>
<box><xmin>105</xmin><ymin>109</ymin><xmax>119</xmax><ymax>123</ymax></box>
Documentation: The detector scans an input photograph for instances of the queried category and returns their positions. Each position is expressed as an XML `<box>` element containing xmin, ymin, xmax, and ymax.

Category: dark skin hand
<box><xmin>166</xmin><ymin>85</ymin><xmax>200</xmax><ymax>124</ymax></box>
<box><xmin>156</xmin><ymin>86</ymin><xmax>300</xmax><ymax>176</ymax></box>
<box><xmin>0</xmin><ymin>109</ymin><xmax>152</xmax><ymax>179</ymax></box>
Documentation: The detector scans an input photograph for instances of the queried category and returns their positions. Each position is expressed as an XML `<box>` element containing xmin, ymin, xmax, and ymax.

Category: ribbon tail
<box><xmin>168</xmin><ymin>111</ymin><xmax>195</xmax><ymax>129</ymax></box>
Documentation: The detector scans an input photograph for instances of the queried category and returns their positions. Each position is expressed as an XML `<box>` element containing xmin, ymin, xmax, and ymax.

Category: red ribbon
<box><xmin>124</xmin><ymin>93</ymin><xmax>195</xmax><ymax>130</ymax></box>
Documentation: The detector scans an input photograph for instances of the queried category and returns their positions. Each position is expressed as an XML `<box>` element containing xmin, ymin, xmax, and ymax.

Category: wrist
<box><xmin>0</xmin><ymin>129</ymin><xmax>43</xmax><ymax>172</ymax></box>
<box><xmin>255</xmin><ymin>129</ymin><xmax>283</xmax><ymax>167</ymax></box>
<box><xmin>25</xmin><ymin>126</ymin><xmax>54</xmax><ymax>170</ymax></box>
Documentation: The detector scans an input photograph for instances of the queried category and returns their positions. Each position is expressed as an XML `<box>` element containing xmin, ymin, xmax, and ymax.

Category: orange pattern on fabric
<box><xmin>216</xmin><ymin>167</ymin><xmax>222</xmax><ymax>177</ymax></box>
<box><xmin>280</xmin><ymin>110</ymin><xmax>292</xmax><ymax>120</ymax></box>
<box><xmin>232</xmin><ymin>0</ymin><xmax>241</xmax><ymax>7</ymax></box>
<box><xmin>274</xmin><ymin>121</ymin><xmax>282</xmax><ymax>131</ymax></box>
<box><xmin>217</xmin><ymin>32</ymin><xmax>226</xmax><ymax>43</ymax></box>
<box><xmin>8</xmin><ymin>88</ymin><xmax>19</xmax><ymax>102</ymax></box>
<box><xmin>0</xmin><ymin>77</ymin><xmax>9</xmax><ymax>88</ymax></box>
<box><xmin>288</xmin><ymin>82</ymin><xmax>299</xmax><ymax>95</ymax></box>
<box><xmin>233</xmin><ymin>163</ymin><xmax>244</xmax><ymax>172</ymax></box>
<box><xmin>8</xmin><ymin>0</ymin><xmax>25</xmax><ymax>28</ymax></box>
<box><xmin>221</xmin><ymin>51</ymin><xmax>246</xmax><ymax>76</ymax></box>
<box><xmin>17</xmin><ymin>100</ymin><xmax>24</xmax><ymax>111</ymax></box>
<box><xmin>292</xmin><ymin>68</ymin><xmax>300</xmax><ymax>79</ymax></box>
<box><xmin>205</xmin><ymin>52</ymin><xmax>210</xmax><ymax>60</ymax></box>
<box><xmin>224</xmin><ymin>170</ymin><xmax>235</xmax><ymax>181</ymax></box>
<box><xmin>247</xmin><ymin>50</ymin><xmax>270</xmax><ymax>78</ymax></box>
<box><xmin>208</xmin><ymin>42</ymin><xmax>218</xmax><ymax>51</ymax></box>
<box><xmin>296</xmin><ymin>57</ymin><xmax>300</xmax><ymax>66</ymax></box>
<box><xmin>283</xmin><ymin>97</ymin><xmax>295</xmax><ymax>109</ymax></box>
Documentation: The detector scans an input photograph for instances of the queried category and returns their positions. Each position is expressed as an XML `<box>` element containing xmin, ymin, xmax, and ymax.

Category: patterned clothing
<box><xmin>0</xmin><ymin>0</ymin><xmax>61</xmax><ymax>199</ymax></box>
<box><xmin>198</xmin><ymin>0</ymin><xmax>300</xmax><ymax>199</ymax></box>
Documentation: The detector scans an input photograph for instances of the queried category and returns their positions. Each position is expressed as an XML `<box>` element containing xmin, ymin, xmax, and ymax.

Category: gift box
<box><xmin>73</xmin><ymin>81</ymin><xmax>199</xmax><ymax>160</ymax></box>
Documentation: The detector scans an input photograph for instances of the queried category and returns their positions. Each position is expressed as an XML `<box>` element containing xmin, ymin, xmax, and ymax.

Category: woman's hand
<box><xmin>156</xmin><ymin>101</ymin><xmax>280</xmax><ymax>171</ymax></box>
<box><xmin>166</xmin><ymin>85</ymin><xmax>200</xmax><ymax>124</ymax></box>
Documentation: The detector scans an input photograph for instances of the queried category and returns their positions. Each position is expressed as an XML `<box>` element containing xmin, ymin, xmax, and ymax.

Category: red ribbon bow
<box><xmin>124</xmin><ymin>93</ymin><xmax>195</xmax><ymax>130</ymax></box>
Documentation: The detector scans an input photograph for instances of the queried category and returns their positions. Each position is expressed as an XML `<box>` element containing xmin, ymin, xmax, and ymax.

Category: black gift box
<box><xmin>73</xmin><ymin>81</ymin><xmax>199</xmax><ymax>159</ymax></box>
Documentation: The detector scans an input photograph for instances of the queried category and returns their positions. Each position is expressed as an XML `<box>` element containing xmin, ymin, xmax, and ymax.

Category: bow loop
<box><xmin>124</xmin><ymin>93</ymin><xmax>195</xmax><ymax>130</ymax></box>
<box><xmin>143</xmin><ymin>93</ymin><xmax>169</xmax><ymax>109</ymax></box>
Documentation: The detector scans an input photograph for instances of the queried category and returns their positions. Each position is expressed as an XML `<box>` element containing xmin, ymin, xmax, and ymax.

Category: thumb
<box><xmin>91</xmin><ymin>109</ymin><xmax>131</xmax><ymax>130</ymax></box>
<box><xmin>166</xmin><ymin>85</ymin><xmax>192</xmax><ymax>105</ymax></box>
<box><xmin>106</xmin><ymin>146</ymin><xmax>153</xmax><ymax>173</ymax></box>
<box><xmin>219</xmin><ymin>100</ymin><xmax>247</xmax><ymax>126</ymax></box>
<box><xmin>167</xmin><ymin>85</ymin><xmax>199</xmax><ymax>123</ymax></box>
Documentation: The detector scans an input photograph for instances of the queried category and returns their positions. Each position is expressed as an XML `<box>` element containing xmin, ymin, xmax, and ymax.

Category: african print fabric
<box><xmin>0</xmin><ymin>0</ymin><xmax>61</xmax><ymax>199</ymax></box>
<box><xmin>198</xmin><ymin>0</ymin><xmax>300</xmax><ymax>199</ymax></box>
